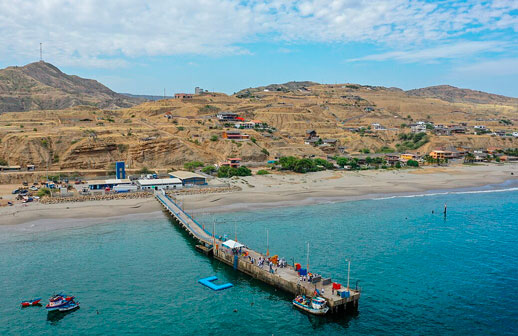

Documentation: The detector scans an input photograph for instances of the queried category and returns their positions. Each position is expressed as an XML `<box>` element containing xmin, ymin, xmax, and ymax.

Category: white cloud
<box><xmin>347</xmin><ymin>41</ymin><xmax>510</xmax><ymax>63</ymax></box>
<box><xmin>0</xmin><ymin>0</ymin><xmax>516</xmax><ymax>67</ymax></box>
<box><xmin>456</xmin><ymin>58</ymin><xmax>518</xmax><ymax>76</ymax></box>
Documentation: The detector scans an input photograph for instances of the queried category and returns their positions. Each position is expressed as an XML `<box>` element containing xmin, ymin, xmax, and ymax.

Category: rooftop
<box><xmin>168</xmin><ymin>171</ymin><xmax>206</xmax><ymax>180</ymax></box>
<box><xmin>136</xmin><ymin>178</ymin><xmax>182</xmax><ymax>186</ymax></box>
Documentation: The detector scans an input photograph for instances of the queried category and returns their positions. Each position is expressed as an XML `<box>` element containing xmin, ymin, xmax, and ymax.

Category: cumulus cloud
<box><xmin>0</xmin><ymin>0</ymin><xmax>516</xmax><ymax>67</ymax></box>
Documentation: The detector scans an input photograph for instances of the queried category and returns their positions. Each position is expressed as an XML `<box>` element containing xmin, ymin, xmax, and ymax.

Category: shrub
<box><xmin>137</xmin><ymin>167</ymin><xmax>153</xmax><ymax>174</ymax></box>
<box><xmin>256</xmin><ymin>169</ymin><xmax>270</xmax><ymax>175</ymax></box>
<box><xmin>0</xmin><ymin>158</ymin><xmax>7</xmax><ymax>165</ymax></box>
<box><xmin>37</xmin><ymin>188</ymin><xmax>51</xmax><ymax>197</ymax></box>
<box><xmin>407</xmin><ymin>159</ymin><xmax>419</xmax><ymax>167</ymax></box>
<box><xmin>395</xmin><ymin>162</ymin><xmax>401</xmax><ymax>169</ymax></box>
<box><xmin>261</xmin><ymin>148</ymin><xmax>269</xmax><ymax>156</ymax></box>
<box><xmin>210</xmin><ymin>135</ymin><xmax>218</xmax><ymax>141</ymax></box>
<box><xmin>184</xmin><ymin>161</ymin><xmax>204</xmax><ymax>171</ymax></box>
<box><xmin>177</xmin><ymin>126</ymin><xmax>185</xmax><ymax>131</ymax></box>
<box><xmin>251</xmin><ymin>137</ymin><xmax>257</xmax><ymax>143</ymax></box>
<box><xmin>217</xmin><ymin>165</ymin><xmax>252</xmax><ymax>178</ymax></box>
<box><xmin>201</xmin><ymin>165</ymin><xmax>217</xmax><ymax>174</ymax></box>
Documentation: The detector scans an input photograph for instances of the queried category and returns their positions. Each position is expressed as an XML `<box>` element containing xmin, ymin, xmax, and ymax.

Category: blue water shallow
<box><xmin>1</xmin><ymin>189</ymin><xmax>517</xmax><ymax>335</ymax></box>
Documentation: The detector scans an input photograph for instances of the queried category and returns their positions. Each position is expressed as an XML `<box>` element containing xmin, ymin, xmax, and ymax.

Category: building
<box><xmin>87</xmin><ymin>179</ymin><xmax>132</xmax><ymax>190</ymax></box>
<box><xmin>400</xmin><ymin>153</ymin><xmax>418</xmax><ymax>162</ymax></box>
<box><xmin>116</xmin><ymin>161</ymin><xmax>126</xmax><ymax>179</ymax></box>
<box><xmin>175</xmin><ymin>93</ymin><xmax>194</xmax><ymax>99</ymax></box>
<box><xmin>234</xmin><ymin>121</ymin><xmax>255</xmax><ymax>129</ymax></box>
<box><xmin>220</xmin><ymin>158</ymin><xmax>241</xmax><ymax>168</ymax></box>
<box><xmin>0</xmin><ymin>165</ymin><xmax>21</xmax><ymax>171</ymax></box>
<box><xmin>429</xmin><ymin>150</ymin><xmax>455</xmax><ymax>160</ymax></box>
<box><xmin>195</xmin><ymin>87</ymin><xmax>207</xmax><ymax>95</ymax></box>
<box><xmin>136</xmin><ymin>178</ymin><xmax>183</xmax><ymax>190</ymax></box>
<box><xmin>411</xmin><ymin>124</ymin><xmax>427</xmax><ymax>133</ymax></box>
<box><xmin>217</xmin><ymin>113</ymin><xmax>239</xmax><ymax>121</ymax></box>
<box><xmin>304</xmin><ymin>137</ymin><xmax>320</xmax><ymax>145</ymax></box>
<box><xmin>306</xmin><ymin>130</ymin><xmax>317</xmax><ymax>139</ymax></box>
<box><xmin>222</xmin><ymin>131</ymin><xmax>250</xmax><ymax>140</ymax></box>
<box><xmin>448</xmin><ymin>125</ymin><xmax>466</xmax><ymax>134</ymax></box>
<box><xmin>372</xmin><ymin>123</ymin><xmax>386</xmax><ymax>131</ymax></box>
<box><xmin>385</xmin><ymin>154</ymin><xmax>400</xmax><ymax>166</ymax></box>
<box><xmin>168</xmin><ymin>171</ymin><xmax>207</xmax><ymax>185</ymax></box>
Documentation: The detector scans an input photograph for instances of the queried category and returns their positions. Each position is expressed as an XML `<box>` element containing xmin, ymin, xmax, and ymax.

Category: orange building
<box><xmin>400</xmin><ymin>153</ymin><xmax>418</xmax><ymax>162</ymax></box>
<box><xmin>429</xmin><ymin>150</ymin><xmax>454</xmax><ymax>160</ymax></box>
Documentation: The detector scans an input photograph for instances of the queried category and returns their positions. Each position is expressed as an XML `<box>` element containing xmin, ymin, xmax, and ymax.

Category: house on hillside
<box><xmin>306</xmin><ymin>130</ymin><xmax>317</xmax><ymax>139</ymax></box>
<box><xmin>220</xmin><ymin>158</ymin><xmax>241</xmax><ymax>168</ymax></box>
<box><xmin>222</xmin><ymin>131</ymin><xmax>250</xmax><ymax>140</ymax></box>
<box><xmin>175</xmin><ymin>93</ymin><xmax>194</xmax><ymax>99</ymax></box>
<box><xmin>217</xmin><ymin>112</ymin><xmax>239</xmax><ymax>121</ymax></box>
<box><xmin>400</xmin><ymin>153</ymin><xmax>418</xmax><ymax>162</ymax></box>
<box><xmin>410</xmin><ymin>123</ymin><xmax>427</xmax><ymax>133</ymax></box>
<box><xmin>371</xmin><ymin>123</ymin><xmax>386</xmax><ymax>131</ymax></box>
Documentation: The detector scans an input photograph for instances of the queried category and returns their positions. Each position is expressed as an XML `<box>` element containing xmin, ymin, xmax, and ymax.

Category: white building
<box><xmin>136</xmin><ymin>178</ymin><xmax>183</xmax><ymax>190</ymax></box>
<box><xmin>411</xmin><ymin>124</ymin><xmax>427</xmax><ymax>133</ymax></box>
<box><xmin>371</xmin><ymin>123</ymin><xmax>386</xmax><ymax>131</ymax></box>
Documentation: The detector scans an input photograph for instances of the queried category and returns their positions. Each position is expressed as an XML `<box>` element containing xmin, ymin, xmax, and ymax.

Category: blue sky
<box><xmin>1</xmin><ymin>0</ymin><xmax>517</xmax><ymax>96</ymax></box>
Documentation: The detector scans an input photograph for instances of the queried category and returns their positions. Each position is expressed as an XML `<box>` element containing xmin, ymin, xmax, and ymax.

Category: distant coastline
<box><xmin>0</xmin><ymin>163</ymin><xmax>516</xmax><ymax>230</ymax></box>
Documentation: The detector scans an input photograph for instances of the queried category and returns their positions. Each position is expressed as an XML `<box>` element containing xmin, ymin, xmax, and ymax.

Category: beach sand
<box><xmin>1</xmin><ymin>163</ymin><xmax>516</xmax><ymax>227</ymax></box>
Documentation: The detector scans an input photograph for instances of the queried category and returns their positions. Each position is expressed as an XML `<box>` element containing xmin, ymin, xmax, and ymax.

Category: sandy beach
<box><xmin>1</xmin><ymin>163</ymin><xmax>517</xmax><ymax>228</ymax></box>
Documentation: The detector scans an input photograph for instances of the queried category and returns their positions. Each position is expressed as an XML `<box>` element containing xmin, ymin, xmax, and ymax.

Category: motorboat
<box><xmin>45</xmin><ymin>294</ymin><xmax>79</xmax><ymax>312</ymax></box>
<box><xmin>21</xmin><ymin>298</ymin><xmax>42</xmax><ymax>307</ymax></box>
<box><xmin>292</xmin><ymin>295</ymin><xmax>329</xmax><ymax>315</ymax></box>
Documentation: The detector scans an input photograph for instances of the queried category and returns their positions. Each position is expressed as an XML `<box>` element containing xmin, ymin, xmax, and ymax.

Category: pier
<box><xmin>155</xmin><ymin>190</ymin><xmax>360</xmax><ymax>314</ymax></box>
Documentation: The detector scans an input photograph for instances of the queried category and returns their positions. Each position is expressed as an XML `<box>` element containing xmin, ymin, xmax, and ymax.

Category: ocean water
<box><xmin>1</xmin><ymin>188</ymin><xmax>517</xmax><ymax>335</ymax></box>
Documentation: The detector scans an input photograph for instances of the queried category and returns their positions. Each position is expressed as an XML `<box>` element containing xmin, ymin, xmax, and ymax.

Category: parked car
<box><xmin>29</xmin><ymin>186</ymin><xmax>38</xmax><ymax>191</ymax></box>
<box><xmin>12</xmin><ymin>189</ymin><xmax>20</xmax><ymax>194</ymax></box>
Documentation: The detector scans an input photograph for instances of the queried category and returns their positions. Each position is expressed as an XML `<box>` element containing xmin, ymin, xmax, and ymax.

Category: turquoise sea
<box><xmin>1</xmin><ymin>185</ymin><xmax>517</xmax><ymax>335</ymax></box>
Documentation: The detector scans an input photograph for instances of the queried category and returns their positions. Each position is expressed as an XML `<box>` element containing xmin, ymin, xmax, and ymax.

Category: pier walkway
<box><xmin>154</xmin><ymin>190</ymin><xmax>360</xmax><ymax>314</ymax></box>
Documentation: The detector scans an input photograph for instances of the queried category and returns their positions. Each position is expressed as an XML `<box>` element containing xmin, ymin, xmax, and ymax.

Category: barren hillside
<box><xmin>0</xmin><ymin>81</ymin><xmax>516</xmax><ymax>171</ymax></box>
<box><xmin>0</xmin><ymin>62</ymin><xmax>143</xmax><ymax>112</ymax></box>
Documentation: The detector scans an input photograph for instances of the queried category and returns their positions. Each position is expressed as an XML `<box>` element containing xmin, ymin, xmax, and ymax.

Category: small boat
<box><xmin>21</xmin><ymin>298</ymin><xmax>42</xmax><ymax>307</ymax></box>
<box><xmin>45</xmin><ymin>294</ymin><xmax>79</xmax><ymax>312</ymax></box>
<box><xmin>292</xmin><ymin>295</ymin><xmax>329</xmax><ymax>315</ymax></box>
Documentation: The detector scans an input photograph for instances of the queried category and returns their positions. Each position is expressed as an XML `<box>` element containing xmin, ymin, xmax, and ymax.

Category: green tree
<box><xmin>313</xmin><ymin>158</ymin><xmax>333</xmax><ymax>169</ymax></box>
<box><xmin>201</xmin><ymin>165</ymin><xmax>217</xmax><ymax>174</ymax></box>
<box><xmin>210</xmin><ymin>135</ymin><xmax>218</xmax><ymax>141</ymax></box>
<box><xmin>293</xmin><ymin>158</ymin><xmax>316</xmax><ymax>173</ymax></box>
<box><xmin>279</xmin><ymin>156</ymin><xmax>298</xmax><ymax>170</ymax></box>
<box><xmin>261</xmin><ymin>148</ymin><xmax>269</xmax><ymax>156</ymax></box>
<box><xmin>407</xmin><ymin>159</ymin><xmax>419</xmax><ymax>167</ymax></box>
<box><xmin>336</xmin><ymin>157</ymin><xmax>349</xmax><ymax>167</ymax></box>
<box><xmin>184</xmin><ymin>161</ymin><xmax>204</xmax><ymax>171</ymax></box>
<box><xmin>256</xmin><ymin>169</ymin><xmax>270</xmax><ymax>175</ymax></box>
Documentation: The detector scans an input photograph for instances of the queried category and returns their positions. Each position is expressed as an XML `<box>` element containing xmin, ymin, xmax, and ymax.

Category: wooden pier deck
<box><xmin>155</xmin><ymin>191</ymin><xmax>360</xmax><ymax>314</ymax></box>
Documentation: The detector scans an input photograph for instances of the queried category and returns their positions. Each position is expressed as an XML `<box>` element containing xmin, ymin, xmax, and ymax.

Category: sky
<box><xmin>0</xmin><ymin>0</ymin><xmax>517</xmax><ymax>97</ymax></box>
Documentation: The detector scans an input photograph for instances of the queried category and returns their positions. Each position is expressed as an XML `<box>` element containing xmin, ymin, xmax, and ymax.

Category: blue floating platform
<box><xmin>199</xmin><ymin>276</ymin><xmax>233</xmax><ymax>291</ymax></box>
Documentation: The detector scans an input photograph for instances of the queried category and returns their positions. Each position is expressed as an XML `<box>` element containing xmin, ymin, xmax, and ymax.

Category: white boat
<box><xmin>292</xmin><ymin>296</ymin><xmax>329</xmax><ymax>315</ymax></box>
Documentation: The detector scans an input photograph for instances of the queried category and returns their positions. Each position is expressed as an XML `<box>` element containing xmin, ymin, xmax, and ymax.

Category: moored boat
<box><xmin>21</xmin><ymin>298</ymin><xmax>42</xmax><ymax>307</ymax></box>
<box><xmin>45</xmin><ymin>294</ymin><xmax>79</xmax><ymax>312</ymax></box>
<box><xmin>292</xmin><ymin>295</ymin><xmax>329</xmax><ymax>315</ymax></box>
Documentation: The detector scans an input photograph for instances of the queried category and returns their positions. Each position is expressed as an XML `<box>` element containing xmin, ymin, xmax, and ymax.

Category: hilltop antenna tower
<box><xmin>39</xmin><ymin>43</ymin><xmax>43</xmax><ymax>61</ymax></box>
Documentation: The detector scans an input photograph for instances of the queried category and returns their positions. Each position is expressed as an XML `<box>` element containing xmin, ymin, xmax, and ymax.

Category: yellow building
<box><xmin>400</xmin><ymin>153</ymin><xmax>417</xmax><ymax>162</ymax></box>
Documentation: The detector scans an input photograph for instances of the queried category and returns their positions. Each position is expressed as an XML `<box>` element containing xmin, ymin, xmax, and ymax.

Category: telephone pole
<box><xmin>40</xmin><ymin>43</ymin><xmax>43</xmax><ymax>61</ymax></box>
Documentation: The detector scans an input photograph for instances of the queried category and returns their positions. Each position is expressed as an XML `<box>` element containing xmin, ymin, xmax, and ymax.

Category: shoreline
<box><xmin>0</xmin><ymin>163</ymin><xmax>516</xmax><ymax>229</ymax></box>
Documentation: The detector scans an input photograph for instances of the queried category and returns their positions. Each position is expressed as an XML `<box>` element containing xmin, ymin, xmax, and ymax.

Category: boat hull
<box><xmin>292</xmin><ymin>300</ymin><xmax>329</xmax><ymax>315</ymax></box>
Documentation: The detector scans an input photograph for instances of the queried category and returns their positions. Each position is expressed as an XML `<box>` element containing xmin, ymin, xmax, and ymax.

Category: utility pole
<box><xmin>346</xmin><ymin>258</ymin><xmax>351</xmax><ymax>290</ymax></box>
<box><xmin>266</xmin><ymin>229</ymin><xmax>269</xmax><ymax>257</ymax></box>
<box><xmin>306</xmin><ymin>241</ymin><xmax>310</xmax><ymax>273</ymax></box>
<box><xmin>40</xmin><ymin>43</ymin><xmax>42</xmax><ymax>61</ymax></box>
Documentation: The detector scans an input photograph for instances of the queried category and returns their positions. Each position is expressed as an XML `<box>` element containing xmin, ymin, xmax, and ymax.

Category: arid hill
<box><xmin>406</xmin><ymin>85</ymin><xmax>518</xmax><ymax>105</ymax></box>
<box><xmin>0</xmin><ymin>61</ymin><xmax>143</xmax><ymax>112</ymax></box>
<box><xmin>0</xmin><ymin>80</ymin><xmax>516</xmax><ymax>172</ymax></box>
